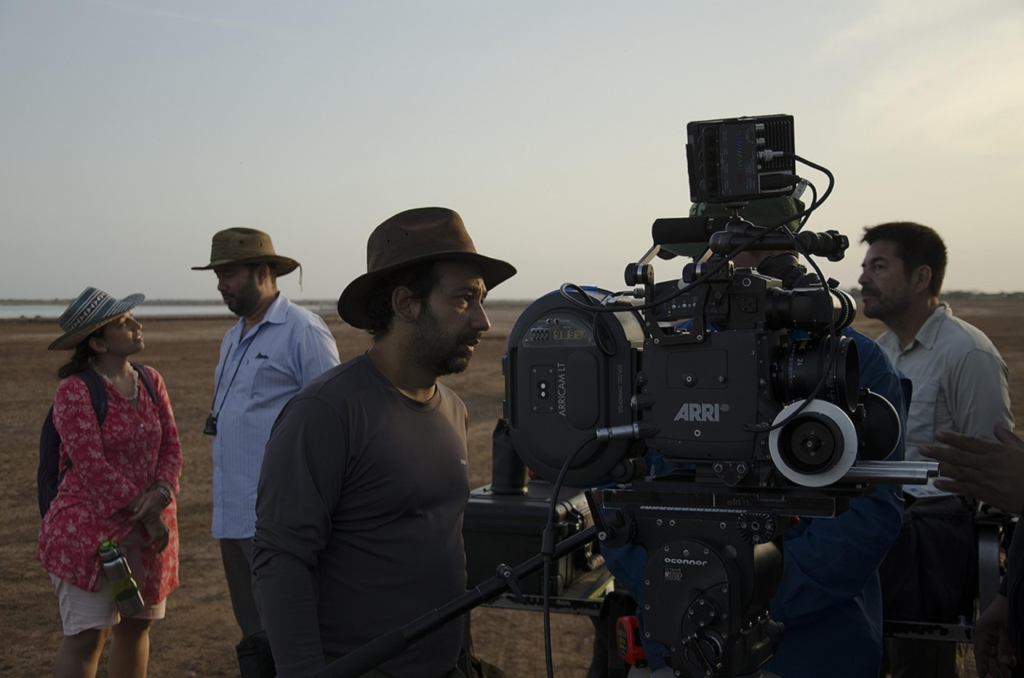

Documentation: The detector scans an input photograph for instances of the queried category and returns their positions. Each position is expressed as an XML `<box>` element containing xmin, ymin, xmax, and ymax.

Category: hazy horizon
<box><xmin>3</xmin><ymin>1</ymin><xmax>1023</xmax><ymax>301</ymax></box>
<box><xmin>4</xmin><ymin>288</ymin><xmax>1024</xmax><ymax>305</ymax></box>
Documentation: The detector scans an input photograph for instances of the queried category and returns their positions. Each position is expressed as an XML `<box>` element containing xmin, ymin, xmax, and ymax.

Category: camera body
<box><xmin>500</xmin><ymin>227</ymin><xmax>895</xmax><ymax>676</ymax></box>
<box><xmin>503</xmin><ymin>117</ymin><xmax>896</xmax><ymax>494</ymax></box>
<box><xmin>497</xmin><ymin>115</ymin><xmax>931</xmax><ymax>677</ymax></box>
<box><xmin>503</xmin><ymin>263</ymin><xmax>883</xmax><ymax>491</ymax></box>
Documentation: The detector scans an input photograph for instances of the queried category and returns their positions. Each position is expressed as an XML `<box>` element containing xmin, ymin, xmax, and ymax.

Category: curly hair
<box><xmin>364</xmin><ymin>261</ymin><xmax>440</xmax><ymax>338</ymax></box>
<box><xmin>56</xmin><ymin>326</ymin><xmax>107</xmax><ymax>379</ymax></box>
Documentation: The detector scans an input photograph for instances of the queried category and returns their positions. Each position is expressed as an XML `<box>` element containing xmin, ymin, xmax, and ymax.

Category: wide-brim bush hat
<box><xmin>338</xmin><ymin>207</ymin><xmax>517</xmax><ymax>329</ymax></box>
<box><xmin>661</xmin><ymin>195</ymin><xmax>807</xmax><ymax>259</ymax></box>
<box><xmin>49</xmin><ymin>287</ymin><xmax>145</xmax><ymax>351</ymax></box>
<box><xmin>191</xmin><ymin>228</ymin><xmax>300</xmax><ymax>276</ymax></box>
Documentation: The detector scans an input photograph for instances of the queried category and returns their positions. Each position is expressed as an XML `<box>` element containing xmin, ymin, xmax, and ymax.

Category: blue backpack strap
<box><xmin>61</xmin><ymin>370</ymin><xmax>108</xmax><ymax>479</ymax></box>
<box><xmin>130</xmin><ymin>363</ymin><xmax>159</xmax><ymax>406</ymax></box>
<box><xmin>38</xmin><ymin>369</ymin><xmax>109</xmax><ymax>517</ymax></box>
<box><xmin>77</xmin><ymin>368</ymin><xmax>109</xmax><ymax>427</ymax></box>
<box><xmin>38</xmin><ymin>406</ymin><xmax>62</xmax><ymax>517</ymax></box>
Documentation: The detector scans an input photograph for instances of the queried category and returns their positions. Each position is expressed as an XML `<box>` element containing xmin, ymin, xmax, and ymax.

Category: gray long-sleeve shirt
<box><xmin>253</xmin><ymin>354</ymin><xmax>470</xmax><ymax>678</ymax></box>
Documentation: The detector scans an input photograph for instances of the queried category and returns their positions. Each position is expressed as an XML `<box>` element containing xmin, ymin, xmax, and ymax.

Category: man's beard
<box><xmin>412</xmin><ymin>306</ymin><xmax>481</xmax><ymax>377</ymax></box>
<box><xmin>224</xmin><ymin>277</ymin><xmax>261</xmax><ymax>317</ymax></box>
<box><xmin>861</xmin><ymin>285</ymin><xmax>910</xmax><ymax>322</ymax></box>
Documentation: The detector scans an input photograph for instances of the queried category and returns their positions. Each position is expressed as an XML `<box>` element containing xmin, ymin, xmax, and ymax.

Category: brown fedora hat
<box><xmin>338</xmin><ymin>207</ymin><xmax>517</xmax><ymax>329</ymax></box>
<box><xmin>192</xmin><ymin>228</ymin><xmax>300</xmax><ymax>276</ymax></box>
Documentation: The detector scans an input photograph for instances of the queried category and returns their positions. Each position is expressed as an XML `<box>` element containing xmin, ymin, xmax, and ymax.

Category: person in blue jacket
<box><xmin>603</xmin><ymin>196</ymin><xmax>907</xmax><ymax>678</ymax></box>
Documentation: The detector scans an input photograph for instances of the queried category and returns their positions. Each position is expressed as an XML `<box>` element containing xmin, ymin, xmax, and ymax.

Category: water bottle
<box><xmin>98</xmin><ymin>540</ymin><xmax>146</xmax><ymax>617</ymax></box>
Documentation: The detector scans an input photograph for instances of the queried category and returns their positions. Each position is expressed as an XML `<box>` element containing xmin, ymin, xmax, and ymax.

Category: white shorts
<box><xmin>50</xmin><ymin>575</ymin><xmax>166</xmax><ymax>636</ymax></box>
<box><xmin>49</xmin><ymin>528</ymin><xmax>166</xmax><ymax>636</ymax></box>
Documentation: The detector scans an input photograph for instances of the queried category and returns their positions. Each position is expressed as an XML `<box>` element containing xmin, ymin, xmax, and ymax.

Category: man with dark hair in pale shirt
<box><xmin>860</xmin><ymin>221</ymin><xmax>1013</xmax><ymax>677</ymax></box>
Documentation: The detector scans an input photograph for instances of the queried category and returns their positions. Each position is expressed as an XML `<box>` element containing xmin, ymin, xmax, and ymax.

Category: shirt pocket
<box><xmin>251</xmin><ymin>357</ymin><xmax>297</xmax><ymax>401</ymax></box>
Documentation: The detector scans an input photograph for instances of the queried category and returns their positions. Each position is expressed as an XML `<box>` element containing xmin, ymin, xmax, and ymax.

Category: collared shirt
<box><xmin>211</xmin><ymin>293</ymin><xmax>339</xmax><ymax>539</ymax></box>
<box><xmin>876</xmin><ymin>302</ymin><xmax>1013</xmax><ymax>497</ymax></box>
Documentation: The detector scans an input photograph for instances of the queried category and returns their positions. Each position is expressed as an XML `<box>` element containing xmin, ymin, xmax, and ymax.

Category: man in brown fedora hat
<box><xmin>253</xmin><ymin>207</ymin><xmax>515</xmax><ymax>677</ymax></box>
<box><xmin>193</xmin><ymin>228</ymin><xmax>340</xmax><ymax>641</ymax></box>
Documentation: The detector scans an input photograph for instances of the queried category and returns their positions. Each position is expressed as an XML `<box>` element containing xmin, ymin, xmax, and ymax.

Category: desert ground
<box><xmin>2</xmin><ymin>297</ymin><xmax>1023</xmax><ymax>677</ymax></box>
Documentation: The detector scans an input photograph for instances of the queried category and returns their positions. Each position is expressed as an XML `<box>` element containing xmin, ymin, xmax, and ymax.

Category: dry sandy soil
<box><xmin>2</xmin><ymin>298</ymin><xmax>1023</xmax><ymax>677</ymax></box>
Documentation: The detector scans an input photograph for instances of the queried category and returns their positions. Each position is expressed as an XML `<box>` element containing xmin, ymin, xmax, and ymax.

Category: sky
<box><xmin>2</xmin><ymin>0</ymin><xmax>1023</xmax><ymax>302</ymax></box>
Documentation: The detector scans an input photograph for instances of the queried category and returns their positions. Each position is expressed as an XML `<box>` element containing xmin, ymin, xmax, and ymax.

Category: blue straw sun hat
<box><xmin>48</xmin><ymin>287</ymin><xmax>146</xmax><ymax>351</ymax></box>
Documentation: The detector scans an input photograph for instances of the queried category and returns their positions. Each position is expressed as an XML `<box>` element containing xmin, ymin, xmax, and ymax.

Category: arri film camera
<box><xmin>500</xmin><ymin>115</ymin><xmax>936</xmax><ymax>677</ymax></box>
<box><xmin>318</xmin><ymin>115</ymin><xmax>938</xmax><ymax>678</ymax></box>
<box><xmin>507</xmin><ymin>114</ymin><xmax>885</xmax><ymax>489</ymax></box>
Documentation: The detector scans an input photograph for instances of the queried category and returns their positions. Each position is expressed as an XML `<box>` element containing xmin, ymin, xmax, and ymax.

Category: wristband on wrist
<box><xmin>154</xmin><ymin>485</ymin><xmax>172</xmax><ymax>506</ymax></box>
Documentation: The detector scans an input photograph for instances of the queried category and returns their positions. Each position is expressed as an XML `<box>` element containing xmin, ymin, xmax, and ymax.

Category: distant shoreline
<box><xmin>0</xmin><ymin>299</ymin><xmax>319</xmax><ymax>306</ymax></box>
<box><xmin>0</xmin><ymin>298</ymin><xmax>535</xmax><ymax>324</ymax></box>
<box><xmin>0</xmin><ymin>315</ymin><xmax>236</xmax><ymax>324</ymax></box>
<box><xmin>0</xmin><ymin>298</ymin><xmax>537</xmax><ymax>305</ymax></box>
<box><xmin>2</xmin><ymin>294</ymin><xmax>1022</xmax><ymax>305</ymax></box>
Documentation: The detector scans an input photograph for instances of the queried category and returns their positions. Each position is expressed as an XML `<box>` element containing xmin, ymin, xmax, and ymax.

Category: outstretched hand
<box><xmin>920</xmin><ymin>422</ymin><xmax>1024</xmax><ymax>514</ymax></box>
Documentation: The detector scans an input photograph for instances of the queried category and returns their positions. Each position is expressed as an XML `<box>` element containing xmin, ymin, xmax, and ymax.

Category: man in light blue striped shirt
<box><xmin>193</xmin><ymin>228</ymin><xmax>340</xmax><ymax>639</ymax></box>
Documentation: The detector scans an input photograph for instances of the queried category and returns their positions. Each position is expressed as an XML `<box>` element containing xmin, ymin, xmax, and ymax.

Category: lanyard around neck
<box><xmin>210</xmin><ymin>323</ymin><xmax>264</xmax><ymax>416</ymax></box>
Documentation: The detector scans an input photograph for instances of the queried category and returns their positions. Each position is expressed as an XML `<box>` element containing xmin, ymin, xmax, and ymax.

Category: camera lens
<box><xmin>765</xmin><ymin>287</ymin><xmax>856</xmax><ymax>332</ymax></box>
<box><xmin>775</xmin><ymin>335</ymin><xmax>859</xmax><ymax>413</ymax></box>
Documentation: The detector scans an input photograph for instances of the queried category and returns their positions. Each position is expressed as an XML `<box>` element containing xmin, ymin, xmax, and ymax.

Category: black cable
<box><xmin>743</xmin><ymin>236</ymin><xmax>839</xmax><ymax>433</ymax></box>
<box><xmin>741</xmin><ymin>156</ymin><xmax>840</xmax><ymax>434</ymax></box>
<box><xmin>792</xmin><ymin>154</ymin><xmax>835</xmax><ymax>205</ymax></box>
<box><xmin>799</xmin><ymin>181</ymin><xmax>818</xmax><ymax>230</ymax></box>
<box><xmin>571</xmin><ymin>150</ymin><xmax>843</xmax><ymax>439</ymax></box>
<box><xmin>558</xmin><ymin>210</ymin><xmax>797</xmax><ymax>315</ymax></box>
<box><xmin>556</xmin><ymin>155</ymin><xmax>844</xmax><ymax>453</ymax></box>
<box><xmin>561</xmin><ymin>284</ymin><xmax>618</xmax><ymax>357</ymax></box>
<box><xmin>541</xmin><ymin>433</ymin><xmax>598</xmax><ymax>678</ymax></box>
<box><xmin>558</xmin><ymin>153</ymin><xmax>835</xmax><ymax>317</ymax></box>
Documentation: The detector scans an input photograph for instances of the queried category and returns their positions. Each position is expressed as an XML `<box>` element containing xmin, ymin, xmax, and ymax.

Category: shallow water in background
<box><xmin>0</xmin><ymin>302</ymin><xmax>334</xmax><ymax>320</ymax></box>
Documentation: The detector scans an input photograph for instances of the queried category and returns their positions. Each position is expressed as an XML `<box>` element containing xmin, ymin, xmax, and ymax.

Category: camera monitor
<box><xmin>686</xmin><ymin>114</ymin><xmax>796</xmax><ymax>204</ymax></box>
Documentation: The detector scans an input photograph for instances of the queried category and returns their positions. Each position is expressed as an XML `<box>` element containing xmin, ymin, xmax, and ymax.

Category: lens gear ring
<box><xmin>768</xmin><ymin>399</ymin><xmax>857</xmax><ymax>487</ymax></box>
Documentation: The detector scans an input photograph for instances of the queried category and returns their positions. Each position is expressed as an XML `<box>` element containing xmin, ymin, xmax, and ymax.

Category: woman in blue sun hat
<box><xmin>38</xmin><ymin>287</ymin><xmax>182</xmax><ymax>678</ymax></box>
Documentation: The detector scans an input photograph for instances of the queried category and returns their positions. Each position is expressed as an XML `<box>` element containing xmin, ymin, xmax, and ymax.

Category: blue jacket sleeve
<box><xmin>769</xmin><ymin>329</ymin><xmax>906</xmax><ymax>624</ymax></box>
<box><xmin>770</xmin><ymin>483</ymin><xmax>903</xmax><ymax>623</ymax></box>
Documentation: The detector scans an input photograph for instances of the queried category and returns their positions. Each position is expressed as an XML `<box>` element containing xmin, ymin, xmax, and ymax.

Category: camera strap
<box><xmin>210</xmin><ymin>324</ymin><xmax>264</xmax><ymax>417</ymax></box>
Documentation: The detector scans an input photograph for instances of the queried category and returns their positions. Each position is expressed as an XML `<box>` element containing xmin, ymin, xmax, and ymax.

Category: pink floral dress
<box><xmin>37</xmin><ymin>366</ymin><xmax>182</xmax><ymax>605</ymax></box>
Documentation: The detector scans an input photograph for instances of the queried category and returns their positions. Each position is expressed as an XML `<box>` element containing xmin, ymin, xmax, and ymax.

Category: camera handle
<box><xmin>311</xmin><ymin>526</ymin><xmax>599</xmax><ymax>678</ymax></box>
